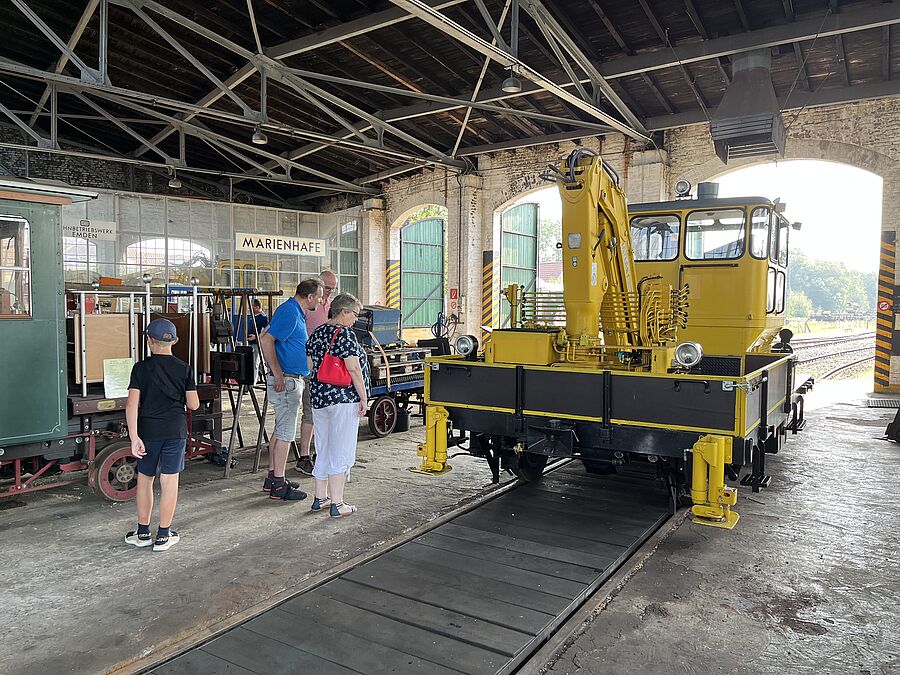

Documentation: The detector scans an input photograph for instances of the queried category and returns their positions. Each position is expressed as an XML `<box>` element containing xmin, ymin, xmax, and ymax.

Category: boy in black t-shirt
<box><xmin>124</xmin><ymin>319</ymin><xmax>200</xmax><ymax>551</ymax></box>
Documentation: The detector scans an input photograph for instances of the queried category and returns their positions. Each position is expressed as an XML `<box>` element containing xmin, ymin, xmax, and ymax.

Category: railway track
<box><xmin>144</xmin><ymin>461</ymin><xmax>674</xmax><ymax>675</ymax></box>
<box><xmin>797</xmin><ymin>345</ymin><xmax>873</xmax><ymax>366</ymax></box>
<box><xmin>821</xmin><ymin>354</ymin><xmax>875</xmax><ymax>380</ymax></box>
<box><xmin>791</xmin><ymin>331</ymin><xmax>875</xmax><ymax>347</ymax></box>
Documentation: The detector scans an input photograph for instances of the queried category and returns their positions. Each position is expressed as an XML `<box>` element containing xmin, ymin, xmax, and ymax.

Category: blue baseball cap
<box><xmin>146</xmin><ymin>318</ymin><xmax>178</xmax><ymax>342</ymax></box>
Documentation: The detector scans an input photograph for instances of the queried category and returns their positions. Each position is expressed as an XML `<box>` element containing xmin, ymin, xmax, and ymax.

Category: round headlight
<box><xmin>674</xmin><ymin>178</ymin><xmax>691</xmax><ymax>197</ymax></box>
<box><xmin>455</xmin><ymin>334</ymin><xmax>479</xmax><ymax>358</ymax></box>
<box><xmin>141</xmin><ymin>273</ymin><xmax>153</xmax><ymax>284</ymax></box>
<box><xmin>674</xmin><ymin>341</ymin><xmax>703</xmax><ymax>368</ymax></box>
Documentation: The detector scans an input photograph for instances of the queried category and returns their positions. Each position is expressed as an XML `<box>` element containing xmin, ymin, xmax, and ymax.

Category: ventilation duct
<box><xmin>710</xmin><ymin>50</ymin><xmax>785</xmax><ymax>164</ymax></box>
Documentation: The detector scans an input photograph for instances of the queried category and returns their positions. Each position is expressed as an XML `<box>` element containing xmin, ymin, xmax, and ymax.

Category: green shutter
<box><xmin>500</xmin><ymin>203</ymin><xmax>538</xmax><ymax>327</ymax></box>
<box><xmin>401</xmin><ymin>217</ymin><xmax>444</xmax><ymax>328</ymax></box>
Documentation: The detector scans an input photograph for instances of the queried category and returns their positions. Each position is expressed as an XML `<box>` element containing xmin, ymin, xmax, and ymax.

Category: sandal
<box><xmin>329</xmin><ymin>502</ymin><xmax>357</xmax><ymax>518</ymax></box>
<box><xmin>310</xmin><ymin>496</ymin><xmax>332</xmax><ymax>512</ymax></box>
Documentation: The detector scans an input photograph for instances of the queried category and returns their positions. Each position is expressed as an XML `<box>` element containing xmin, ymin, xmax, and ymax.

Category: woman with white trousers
<box><xmin>305</xmin><ymin>292</ymin><xmax>369</xmax><ymax>518</ymax></box>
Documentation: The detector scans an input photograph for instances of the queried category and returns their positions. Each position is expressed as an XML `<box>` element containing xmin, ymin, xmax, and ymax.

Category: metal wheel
<box><xmin>368</xmin><ymin>395</ymin><xmax>398</xmax><ymax>437</ymax></box>
<box><xmin>89</xmin><ymin>441</ymin><xmax>138</xmax><ymax>502</ymax></box>
<box><xmin>512</xmin><ymin>451</ymin><xmax>548</xmax><ymax>482</ymax></box>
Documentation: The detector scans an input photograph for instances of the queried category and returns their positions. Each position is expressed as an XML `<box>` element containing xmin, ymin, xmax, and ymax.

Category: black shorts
<box><xmin>137</xmin><ymin>438</ymin><xmax>186</xmax><ymax>477</ymax></box>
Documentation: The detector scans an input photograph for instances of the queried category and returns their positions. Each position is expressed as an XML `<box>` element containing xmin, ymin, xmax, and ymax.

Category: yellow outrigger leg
<box><xmin>411</xmin><ymin>405</ymin><xmax>453</xmax><ymax>475</ymax></box>
<box><xmin>690</xmin><ymin>434</ymin><xmax>740</xmax><ymax>529</ymax></box>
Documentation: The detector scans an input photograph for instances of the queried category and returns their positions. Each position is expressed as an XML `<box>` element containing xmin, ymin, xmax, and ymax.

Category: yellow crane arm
<box><xmin>551</xmin><ymin>149</ymin><xmax>637</xmax><ymax>344</ymax></box>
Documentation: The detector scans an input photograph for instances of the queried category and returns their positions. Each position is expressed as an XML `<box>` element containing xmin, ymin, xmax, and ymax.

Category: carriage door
<box><xmin>401</xmin><ymin>217</ymin><xmax>445</xmax><ymax>331</ymax></box>
<box><xmin>0</xmin><ymin>200</ymin><xmax>67</xmax><ymax>446</ymax></box>
<box><xmin>500</xmin><ymin>203</ymin><xmax>538</xmax><ymax>327</ymax></box>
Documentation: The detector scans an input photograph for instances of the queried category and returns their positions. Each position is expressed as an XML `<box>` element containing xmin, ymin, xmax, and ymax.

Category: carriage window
<box><xmin>685</xmin><ymin>209</ymin><xmax>746</xmax><ymax>260</ymax></box>
<box><xmin>777</xmin><ymin>219</ymin><xmax>789</xmax><ymax>267</ymax></box>
<box><xmin>750</xmin><ymin>207</ymin><xmax>770</xmax><ymax>259</ymax></box>
<box><xmin>769</xmin><ymin>213</ymin><xmax>779</xmax><ymax>262</ymax></box>
<box><xmin>0</xmin><ymin>216</ymin><xmax>31</xmax><ymax>317</ymax></box>
<box><xmin>766</xmin><ymin>267</ymin><xmax>776</xmax><ymax>313</ymax></box>
<box><xmin>630</xmin><ymin>214</ymin><xmax>680</xmax><ymax>261</ymax></box>
<box><xmin>775</xmin><ymin>270</ymin><xmax>786</xmax><ymax>313</ymax></box>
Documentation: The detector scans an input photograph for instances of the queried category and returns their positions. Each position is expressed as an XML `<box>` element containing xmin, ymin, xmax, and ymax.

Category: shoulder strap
<box><xmin>326</xmin><ymin>325</ymin><xmax>343</xmax><ymax>354</ymax></box>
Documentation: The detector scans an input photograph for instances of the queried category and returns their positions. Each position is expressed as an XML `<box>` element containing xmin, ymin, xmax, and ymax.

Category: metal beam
<box><xmin>732</xmin><ymin>0</ymin><xmax>750</xmax><ymax>31</ymax></box>
<box><xmin>782</xmin><ymin>0</ymin><xmax>794</xmax><ymax>22</ymax></box>
<box><xmin>835</xmin><ymin>34</ymin><xmax>851</xmax><ymax>87</ymax></box>
<box><xmin>884</xmin><ymin>25</ymin><xmax>892</xmax><ymax>82</ymax></box>
<box><xmin>11</xmin><ymin>0</ymin><xmax>101</xmax><ymax>82</ymax></box>
<box><xmin>267</xmin><ymin>0</ymin><xmax>467</xmax><ymax>59</ymax></box>
<box><xmin>598</xmin><ymin>3</ymin><xmax>900</xmax><ymax>79</ymax></box>
<box><xmin>386</xmin><ymin>0</ymin><xmax>647</xmax><ymax>140</ymax></box>
<box><xmin>455</xmin><ymin>128</ymin><xmax>600</xmax><ymax>156</ymax></box>
<box><xmin>794</xmin><ymin>43</ymin><xmax>811</xmax><ymax>91</ymax></box>
<box><xmin>0</xmin><ymin>100</ymin><xmax>53</xmax><ymax>147</ymax></box>
<box><xmin>72</xmin><ymin>92</ymin><xmax>173</xmax><ymax>162</ymax></box>
<box><xmin>27</xmin><ymin>0</ymin><xmax>101</xmax><ymax>127</ymax></box>
<box><xmin>520</xmin><ymin>0</ymin><xmax>648</xmax><ymax>135</ymax></box>
<box><xmin>0</xmin><ymin>58</ymin><xmax>464</xmax><ymax>167</ymax></box>
<box><xmin>645</xmin><ymin>79</ymin><xmax>900</xmax><ymax>130</ymax></box>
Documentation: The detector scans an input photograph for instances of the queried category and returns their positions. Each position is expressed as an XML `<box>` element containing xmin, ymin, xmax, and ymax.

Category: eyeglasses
<box><xmin>345</xmin><ymin>309</ymin><xmax>359</xmax><ymax>318</ymax></box>
<box><xmin>324</xmin><ymin>286</ymin><xmax>336</xmax><ymax>291</ymax></box>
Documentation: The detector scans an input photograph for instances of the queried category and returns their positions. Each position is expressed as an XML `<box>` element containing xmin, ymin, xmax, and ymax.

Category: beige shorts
<box><xmin>267</xmin><ymin>375</ymin><xmax>302</xmax><ymax>442</ymax></box>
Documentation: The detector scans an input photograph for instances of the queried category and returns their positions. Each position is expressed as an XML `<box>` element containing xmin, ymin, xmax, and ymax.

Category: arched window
<box><xmin>125</xmin><ymin>238</ymin><xmax>211</xmax><ymax>285</ymax></box>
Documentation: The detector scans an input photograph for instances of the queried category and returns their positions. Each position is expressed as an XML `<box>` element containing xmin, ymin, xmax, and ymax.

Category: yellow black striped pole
<box><xmin>482</xmin><ymin>251</ymin><xmax>494</xmax><ymax>342</ymax></box>
<box><xmin>875</xmin><ymin>233</ymin><xmax>895</xmax><ymax>392</ymax></box>
<box><xmin>385</xmin><ymin>259</ymin><xmax>400</xmax><ymax>309</ymax></box>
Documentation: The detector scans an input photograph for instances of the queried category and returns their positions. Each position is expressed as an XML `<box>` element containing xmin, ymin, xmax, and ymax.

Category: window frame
<box><xmin>683</xmin><ymin>208</ymin><xmax>747</xmax><ymax>261</ymax></box>
<box><xmin>0</xmin><ymin>215</ymin><xmax>33</xmax><ymax>319</ymax></box>
<box><xmin>777</xmin><ymin>216</ymin><xmax>790</xmax><ymax>267</ymax></box>
<box><xmin>630</xmin><ymin>213</ymin><xmax>682</xmax><ymax>262</ymax></box>
<box><xmin>749</xmin><ymin>206</ymin><xmax>771</xmax><ymax>260</ymax></box>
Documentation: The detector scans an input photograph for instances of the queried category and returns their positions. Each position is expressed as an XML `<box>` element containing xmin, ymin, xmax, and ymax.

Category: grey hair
<box><xmin>329</xmin><ymin>292</ymin><xmax>361</xmax><ymax>319</ymax></box>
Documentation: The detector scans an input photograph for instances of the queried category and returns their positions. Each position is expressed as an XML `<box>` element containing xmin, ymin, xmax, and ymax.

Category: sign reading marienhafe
<box><xmin>235</xmin><ymin>232</ymin><xmax>326</xmax><ymax>257</ymax></box>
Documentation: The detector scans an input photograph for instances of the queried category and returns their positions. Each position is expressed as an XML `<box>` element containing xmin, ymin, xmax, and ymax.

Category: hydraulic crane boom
<box><xmin>553</xmin><ymin>149</ymin><xmax>638</xmax><ymax>344</ymax></box>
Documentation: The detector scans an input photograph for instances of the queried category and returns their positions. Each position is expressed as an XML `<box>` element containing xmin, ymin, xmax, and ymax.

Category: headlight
<box><xmin>674</xmin><ymin>178</ymin><xmax>691</xmax><ymax>197</ymax></box>
<box><xmin>674</xmin><ymin>341</ymin><xmax>703</xmax><ymax>368</ymax></box>
<box><xmin>455</xmin><ymin>334</ymin><xmax>479</xmax><ymax>358</ymax></box>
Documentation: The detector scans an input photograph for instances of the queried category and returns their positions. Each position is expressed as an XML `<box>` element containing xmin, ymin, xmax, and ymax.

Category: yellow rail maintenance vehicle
<box><xmin>415</xmin><ymin>150</ymin><xmax>807</xmax><ymax>529</ymax></box>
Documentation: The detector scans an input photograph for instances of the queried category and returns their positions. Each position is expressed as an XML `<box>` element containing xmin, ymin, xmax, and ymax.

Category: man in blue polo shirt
<box><xmin>259</xmin><ymin>278</ymin><xmax>323</xmax><ymax>500</ymax></box>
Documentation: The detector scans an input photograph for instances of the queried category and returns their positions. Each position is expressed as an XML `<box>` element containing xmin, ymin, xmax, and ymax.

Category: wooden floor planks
<box><xmin>153</xmin><ymin>464</ymin><xmax>670</xmax><ymax>675</ymax></box>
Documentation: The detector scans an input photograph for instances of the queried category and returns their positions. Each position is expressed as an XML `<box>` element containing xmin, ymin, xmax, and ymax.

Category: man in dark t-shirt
<box><xmin>124</xmin><ymin>318</ymin><xmax>200</xmax><ymax>552</ymax></box>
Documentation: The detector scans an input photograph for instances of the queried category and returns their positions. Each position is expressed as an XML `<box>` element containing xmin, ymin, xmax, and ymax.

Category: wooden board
<box><xmin>68</xmin><ymin>314</ymin><xmax>135</xmax><ymax>384</ymax></box>
<box><xmin>153</xmin><ymin>464</ymin><xmax>671</xmax><ymax>675</ymax></box>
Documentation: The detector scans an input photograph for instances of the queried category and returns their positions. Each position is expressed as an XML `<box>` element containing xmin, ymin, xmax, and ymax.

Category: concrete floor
<box><xmin>0</xmin><ymin>416</ymin><xmax>509</xmax><ymax>675</ymax></box>
<box><xmin>547</xmin><ymin>380</ymin><xmax>900</xmax><ymax>675</ymax></box>
<box><xmin>4</xmin><ymin>381</ymin><xmax>899</xmax><ymax>675</ymax></box>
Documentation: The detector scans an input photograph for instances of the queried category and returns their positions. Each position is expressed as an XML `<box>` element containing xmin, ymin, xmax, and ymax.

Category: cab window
<box><xmin>769</xmin><ymin>213</ymin><xmax>778</xmax><ymax>262</ymax></box>
<box><xmin>750</xmin><ymin>207</ymin><xmax>770</xmax><ymax>259</ymax></box>
<box><xmin>0</xmin><ymin>216</ymin><xmax>31</xmax><ymax>317</ymax></box>
<box><xmin>777</xmin><ymin>218</ymin><xmax>789</xmax><ymax>267</ymax></box>
<box><xmin>685</xmin><ymin>209</ymin><xmax>746</xmax><ymax>260</ymax></box>
<box><xmin>630</xmin><ymin>214</ymin><xmax>680</xmax><ymax>261</ymax></box>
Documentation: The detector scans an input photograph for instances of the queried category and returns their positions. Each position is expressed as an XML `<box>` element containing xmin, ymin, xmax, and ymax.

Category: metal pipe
<box><xmin>128</xmin><ymin>292</ymin><xmax>136</xmax><ymax>363</ymax></box>
<box><xmin>191</xmin><ymin>279</ymin><xmax>199</xmax><ymax>382</ymax></box>
<box><xmin>79</xmin><ymin>292</ymin><xmax>87</xmax><ymax>397</ymax></box>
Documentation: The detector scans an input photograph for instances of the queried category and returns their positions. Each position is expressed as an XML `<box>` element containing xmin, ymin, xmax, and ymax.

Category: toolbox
<box><xmin>353</xmin><ymin>305</ymin><xmax>402</xmax><ymax>346</ymax></box>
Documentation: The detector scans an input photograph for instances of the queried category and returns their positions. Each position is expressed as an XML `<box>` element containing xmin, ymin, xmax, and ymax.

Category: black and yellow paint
<box><xmin>482</xmin><ymin>251</ymin><xmax>494</xmax><ymax>341</ymax></box>
<box><xmin>386</xmin><ymin>259</ymin><xmax>400</xmax><ymax>309</ymax></box>
<box><xmin>875</xmin><ymin>232</ymin><xmax>895</xmax><ymax>392</ymax></box>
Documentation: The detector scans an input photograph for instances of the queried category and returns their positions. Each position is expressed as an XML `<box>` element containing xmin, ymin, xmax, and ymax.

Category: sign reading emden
<box><xmin>235</xmin><ymin>232</ymin><xmax>326</xmax><ymax>257</ymax></box>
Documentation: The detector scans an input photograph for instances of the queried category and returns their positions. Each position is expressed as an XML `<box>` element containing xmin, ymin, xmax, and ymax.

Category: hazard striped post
<box><xmin>875</xmin><ymin>233</ymin><xmax>895</xmax><ymax>392</ymax></box>
<box><xmin>386</xmin><ymin>259</ymin><xmax>400</xmax><ymax>309</ymax></box>
<box><xmin>482</xmin><ymin>251</ymin><xmax>494</xmax><ymax>342</ymax></box>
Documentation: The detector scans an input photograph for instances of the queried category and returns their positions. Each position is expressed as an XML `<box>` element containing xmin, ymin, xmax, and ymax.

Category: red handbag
<box><xmin>316</xmin><ymin>326</ymin><xmax>352</xmax><ymax>387</ymax></box>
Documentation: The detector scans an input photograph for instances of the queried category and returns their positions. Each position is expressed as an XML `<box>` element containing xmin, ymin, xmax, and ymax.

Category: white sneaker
<box><xmin>125</xmin><ymin>530</ymin><xmax>153</xmax><ymax>547</ymax></box>
<box><xmin>152</xmin><ymin>530</ymin><xmax>180</xmax><ymax>552</ymax></box>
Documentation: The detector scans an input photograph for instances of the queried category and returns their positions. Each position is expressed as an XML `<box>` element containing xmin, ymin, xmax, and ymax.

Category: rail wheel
<box><xmin>89</xmin><ymin>441</ymin><xmax>138</xmax><ymax>502</ymax></box>
<box><xmin>512</xmin><ymin>451</ymin><xmax>548</xmax><ymax>482</ymax></box>
<box><xmin>368</xmin><ymin>395</ymin><xmax>398</xmax><ymax>437</ymax></box>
